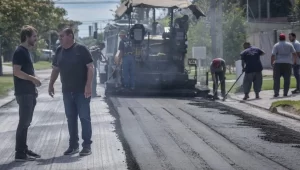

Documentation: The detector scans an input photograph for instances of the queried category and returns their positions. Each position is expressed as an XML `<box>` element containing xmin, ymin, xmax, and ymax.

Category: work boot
<box><xmin>291</xmin><ymin>89</ymin><xmax>300</xmax><ymax>94</ymax></box>
<box><xmin>214</xmin><ymin>96</ymin><xmax>220</xmax><ymax>100</ymax></box>
<box><xmin>243</xmin><ymin>94</ymin><xmax>249</xmax><ymax>100</ymax></box>
<box><xmin>255</xmin><ymin>93</ymin><xmax>260</xmax><ymax>99</ymax></box>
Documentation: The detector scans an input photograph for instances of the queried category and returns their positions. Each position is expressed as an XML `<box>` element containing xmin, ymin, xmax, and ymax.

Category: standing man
<box><xmin>13</xmin><ymin>25</ymin><xmax>42</xmax><ymax>161</ymax></box>
<box><xmin>210</xmin><ymin>58</ymin><xmax>226</xmax><ymax>99</ymax></box>
<box><xmin>117</xmin><ymin>30</ymin><xmax>135</xmax><ymax>90</ymax></box>
<box><xmin>289</xmin><ymin>33</ymin><xmax>300</xmax><ymax>94</ymax></box>
<box><xmin>240</xmin><ymin>42</ymin><xmax>265</xmax><ymax>100</ymax></box>
<box><xmin>271</xmin><ymin>33</ymin><xmax>297</xmax><ymax>97</ymax></box>
<box><xmin>89</xmin><ymin>42</ymin><xmax>106</xmax><ymax>97</ymax></box>
<box><xmin>48</xmin><ymin>28</ymin><xmax>94</xmax><ymax>156</ymax></box>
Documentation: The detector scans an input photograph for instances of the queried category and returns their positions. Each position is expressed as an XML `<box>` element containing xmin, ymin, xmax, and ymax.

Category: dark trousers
<box><xmin>243</xmin><ymin>72</ymin><xmax>263</xmax><ymax>94</ymax></box>
<box><xmin>273</xmin><ymin>63</ymin><xmax>292</xmax><ymax>95</ymax></box>
<box><xmin>15</xmin><ymin>95</ymin><xmax>36</xmax><ymax>153</ymax></box>
<box><xmin>213</xmin><ymin>71</ymin><xmax>225</xmax><ymax>96</ymax></box>
<box><xmin>293</xmin><ymin>65</ymin><xmax>300</xmax><ymax>90</ymax></box>
<box><xmin>122</xmin><ymin>55</ymin><xmax>136</xmax><ymax>88</ymax></box>
<box><xmin>63</xmin><ymin>92</ymin><xmax>92</xmax><ymax>149</ymax></box>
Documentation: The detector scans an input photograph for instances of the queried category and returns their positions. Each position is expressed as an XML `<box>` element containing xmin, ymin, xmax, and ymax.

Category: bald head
<box><xmin>243</xmin><ymin>42</ymin><xmax>251</xmax><ymax>49</ymax></box>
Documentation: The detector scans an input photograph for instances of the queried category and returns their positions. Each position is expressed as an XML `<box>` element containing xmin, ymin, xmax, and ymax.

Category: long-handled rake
<box><xmin>222</xmin><ymin>72</ymin><xmax>244</xmax><ymax>101</ymax></box>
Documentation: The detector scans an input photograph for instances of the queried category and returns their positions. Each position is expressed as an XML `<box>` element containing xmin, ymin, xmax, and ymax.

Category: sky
<box><xmin>54</xmin><ymin>0</ymin><xmax>119</xmax><ymax>38</ymax></box>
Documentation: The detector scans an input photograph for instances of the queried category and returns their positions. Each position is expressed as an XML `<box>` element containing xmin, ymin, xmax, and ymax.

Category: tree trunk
<box><xmin>3</xmin><ymin>48</ymin><xmax>13</xmax><ymax>62</ymax></box>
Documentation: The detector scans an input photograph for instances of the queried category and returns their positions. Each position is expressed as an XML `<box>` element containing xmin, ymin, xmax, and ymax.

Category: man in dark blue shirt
<box><xmin>240</xmin><ymin>42</ymin><xmax>265</xmax><ymax>100</ymax></box>
<box><xmin>12</xmin><ymin>25</ymin><xmax>42</xmax><ymax>161</ymax></box>
<box><xmin>48</xmin><ymin>28</ymin><xmax>94</xmax><ymax>156</ymax></box>
<box><xmin>117</xmin><ymin>30</ymin><xmax>135</xmax><ymax>90</ymax></box>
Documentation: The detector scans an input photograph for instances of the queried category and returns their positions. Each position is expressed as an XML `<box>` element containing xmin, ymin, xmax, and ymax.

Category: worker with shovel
<box><xmin>240</xmin><ymin>42</ymin><xmax>265</xmax><ymax>100</ymax></box>
<box><xmin>210</xmin><ymin>58</ymin><xmax>226</xmax><ymax>100</ymax></box>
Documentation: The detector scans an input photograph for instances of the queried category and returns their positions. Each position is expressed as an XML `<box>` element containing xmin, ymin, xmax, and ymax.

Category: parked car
<box><xmin>40</xmin><ymin>49</ymin><xmax>55</xmax><ymax>61</ymax></box>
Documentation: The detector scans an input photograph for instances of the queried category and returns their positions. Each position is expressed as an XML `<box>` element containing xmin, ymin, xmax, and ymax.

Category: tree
<box><xmin>187</xmin><ymin>0</ymin><xmax>247</xmax><ymax>68</ymax></box>
<box><xmin>0</xmin><ymin>0</ymin><xmax>81</xmax><ymax>61</ymax></box>
<box><xmin>222</xmin><ymin>2</ymin><xmax>247</xmax><ymax>66</ymax></box>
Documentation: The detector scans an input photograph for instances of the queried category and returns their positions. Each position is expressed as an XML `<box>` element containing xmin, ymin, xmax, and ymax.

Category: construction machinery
<box><xmin>102</xmin><ymin>0</ymin><xmax>209</xmax><ymax>97</ymax></box>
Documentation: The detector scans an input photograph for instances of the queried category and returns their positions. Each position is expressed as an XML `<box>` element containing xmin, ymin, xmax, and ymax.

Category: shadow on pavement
<box><xmin>0</xmin><ymin>155</ymin><xmax>81</xmax><ymax>170</ymax></box>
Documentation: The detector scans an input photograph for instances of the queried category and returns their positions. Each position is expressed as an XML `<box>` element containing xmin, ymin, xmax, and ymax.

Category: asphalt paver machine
<box><xmin>103</xmin><ymin>0</ymin><xmax>209</xmax><ymax>97</ymax></box>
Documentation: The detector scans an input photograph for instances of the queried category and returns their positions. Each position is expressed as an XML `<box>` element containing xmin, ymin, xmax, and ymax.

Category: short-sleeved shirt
<box><xmin>12</xmin><ymin>46</ymin><xmax>36</xmax><ymax>95</ymax></box>
<box><xmin>240</xmin><ymin>46</ymin><xmax>264</xmax><ymax>73</ymax></box>
<box><xmin>52</xmin><ymin>43</ymin><xmax>93</xmax><ymax>93</ymax></box>
<box><xmin>210</xmin><ymin>58</ymin><xmax>226</xmax><ymax>73</ymax></box>
<box><xmin>272</xmin><ymin>41</ymin><xmax>296</xmax><ymax>64</ymax></box>
<box><xmin>291</xmin><ymin>40</ymin><xmax>300</xmax><ymax>65</ymax></box>
<box><xmin>118</xmin><ymin>37</ymin><xmax>133</xmax><ymax>55</ymax></box>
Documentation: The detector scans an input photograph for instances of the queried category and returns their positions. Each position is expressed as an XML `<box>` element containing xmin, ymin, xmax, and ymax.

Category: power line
<box><xmin>54</xmin><ymin>0</ymin><xmax>119</xmax><ymax>4</ymax></box>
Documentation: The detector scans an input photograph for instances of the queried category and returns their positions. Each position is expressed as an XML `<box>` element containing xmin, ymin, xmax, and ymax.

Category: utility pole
<box><xmin>89</xmin><ymin>26</ymin><xmax>92</xmax><ymax>37</ymax></box>
<box><xmin>210</xmin><ymin>0</ymin><xmax>223</xmax><ymax>59</ymax></box>
<box><xmin>210</xmin><ymin>0</ymin><xmax>217</xmax><ymax>58</ymax></box>
<box><xmin>94</xmin><ymin>22</ymin><xmax>98</xmax><ymax>39</ymax></box>
<box><xmin>0</xmin><ymin>35</ymin><xmax>2</xmax><ymax>76</ymax></box>
<box><xmin>246</xmin><ymin>0</ymin><xmax>249</xmax><ymax>22</ymax></box>
<box><xmin>216</xmin><ymin>0</ymin><xmax>223</xmax><ymax>58</ymax></box>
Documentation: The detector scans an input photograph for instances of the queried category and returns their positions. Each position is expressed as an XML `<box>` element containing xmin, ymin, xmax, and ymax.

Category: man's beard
<box><xmin>28</xmin><ymin>40</ymin><xmax>35</xmax><ymax>47</ymax></box>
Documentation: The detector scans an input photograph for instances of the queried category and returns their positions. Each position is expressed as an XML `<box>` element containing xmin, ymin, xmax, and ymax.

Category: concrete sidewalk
<box><xmin>230</xmin><ymin>90</ymin><xmax>300</xmax><ymax>120</ymax></box>
<box><xmin>0</xmin><ymin>77</ymin><xmax>128</xmax><ymax>169</ymax></box>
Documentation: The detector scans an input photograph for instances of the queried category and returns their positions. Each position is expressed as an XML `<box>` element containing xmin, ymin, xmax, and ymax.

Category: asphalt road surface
<box><xmin>109</xmin><ymin>96</ymin><xmax>300</xmax><ymax>170</ymax></box>
<box><xmin>1</xmin><ymin>79</ymin><xmax>300</xmax><ymax>170</ymax></box>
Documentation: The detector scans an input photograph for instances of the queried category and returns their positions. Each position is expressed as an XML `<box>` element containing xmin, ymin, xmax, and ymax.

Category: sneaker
<box><xmin>63</xmin><ymin>147</ymin><xmax>79</xmax><ymax>155</ymax></box>
<box><xmin>291</xmin><ymin>89</ymin><xmax>300</xmax><ymax>94</ymax></box>
<box><xmin>15</xmin><ymin>152</ymin><xmax>36</xmax><ymax>162</ymax></box>
<box><xmin>26</xmin><ymin>150</ymin><xmax>41</xmax><ymax>158</ymax></box>
<box><xmin>274</xmin><ymin>94</ymin><xmax>279</xmax><ymax>98</ymax></box>
<box><xmin>79</xmin><ymin>148</ymin><xmax>92</xmax><ymax>156</ymax></box>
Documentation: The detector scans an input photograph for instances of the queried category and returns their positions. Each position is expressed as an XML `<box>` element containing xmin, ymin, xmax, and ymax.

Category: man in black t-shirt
<box><xmin>48</xmin><ymin>28</ymin><xmax>94</xmax><ymax>156</ymax></box>
<box><xmin>12</xmin><ymin>25</ymin><xmax>42</xmax><ymax>162</ymax></box>
<box><xmin>241</xmin><ymin>42</ymin><xmax>265</xmax><ymax>100</ymax></box>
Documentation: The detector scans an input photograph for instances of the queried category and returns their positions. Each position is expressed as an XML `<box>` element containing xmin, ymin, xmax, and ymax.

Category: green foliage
<box><xmin>293</xmin><ymin>0</ymin><xmax>300</xmax><ymax>19</ymax></box>
<box><xmin>187</xmin><ymin>0</ymin><xmax>247</xmax><ymax>65</ymax></box>
<box><xmin>222</xmin><ymin>3</ymin><xmax>247</xmax><ymax>65</ymax></box>
<box><xmin>35</xmin><ymin>38</ymin><xmax>48</xmax><ymax>59</ymax></box>
<box><xmin>79</xmin><ymin>33</ymin><xmax>104</xmax><ymax>48</ymax></box>
<box><xmin>187</xmin><ymin>21</ymin><xmax>211</xmax><ymax>58</ymax></box>
<box><xmin>0</xmin><ymin>0</ymin><xmax>81</xmax><ymax>61</ymax></box>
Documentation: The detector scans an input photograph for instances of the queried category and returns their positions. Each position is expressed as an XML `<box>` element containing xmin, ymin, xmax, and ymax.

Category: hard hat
<box><xmin>119</xmin><ymin>30</ymin><xmax>127</xmax><ymax>35</ymax></box>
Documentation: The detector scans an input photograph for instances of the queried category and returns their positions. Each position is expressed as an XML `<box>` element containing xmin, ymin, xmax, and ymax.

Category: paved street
<box><xmin>1</xmin><ymin>68</ymin><xmax>300</xmax><ymax>169</ymax></box>
<box><xmin>109</xmin><ymin>96</ymin><xmax>300</xmax><ymax>170</ymax></box>
<box><xmin>0</xmin><ymin>78</ymin><xmax>130</xmax><ymax>170</ymax></box>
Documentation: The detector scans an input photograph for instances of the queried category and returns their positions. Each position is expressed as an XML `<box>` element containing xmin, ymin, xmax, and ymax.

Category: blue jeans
<box><xmin>63</xmin><ymin>92</ymin><xmax>92</xmax><ymax>149</ymax></box>
<box><xmin>293</xmin><ymin>65</ymin><xmax>300</xmax><ymax>90</ymax></box>
<box><xmin>122</xmin><ymin>55</ymin><xmax>135</xmax><ymax>88</ymax></box>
